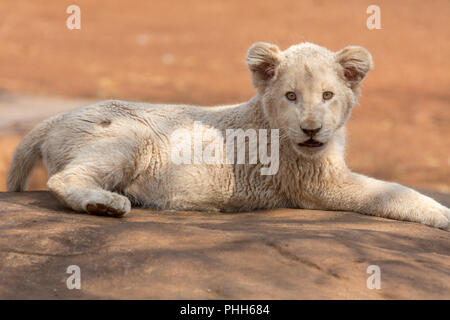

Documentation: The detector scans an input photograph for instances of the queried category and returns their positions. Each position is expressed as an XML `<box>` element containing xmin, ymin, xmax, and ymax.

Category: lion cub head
<box><xmin>246</xmin><ymin>42</ymin><xmax>373</xmax><ymax>156</ymax></box>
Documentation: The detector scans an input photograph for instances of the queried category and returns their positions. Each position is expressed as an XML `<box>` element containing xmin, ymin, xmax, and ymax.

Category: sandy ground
<box><xmin>0</xmin><ymin>0</ymin><xmax>449</xmax><ymax>193</ymax></box>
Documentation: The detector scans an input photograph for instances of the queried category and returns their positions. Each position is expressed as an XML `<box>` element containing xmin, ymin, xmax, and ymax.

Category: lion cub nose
<box><xmin>301</xmin><ymin>127</ymin><xmax>321</xmax><ymax>137</ymax></box>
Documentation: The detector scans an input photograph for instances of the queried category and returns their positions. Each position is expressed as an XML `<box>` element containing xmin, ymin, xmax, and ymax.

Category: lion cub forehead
<box><xmin>283</xmin><ymin>42</ymin><xmax>335</xmax><ymax>62</ymax></box>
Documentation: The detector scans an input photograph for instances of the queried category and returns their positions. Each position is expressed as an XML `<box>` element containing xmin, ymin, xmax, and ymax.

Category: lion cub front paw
<box><xmin>437</xmin><ymin>206</ymin><xmax>450</xmax><ymax>231</ymax></box>
<box><xmin>84</xmin><ymin>193</ymin><xmax>131</xmax><ymax>217</ymax></box>
<box><xmin>422</xmin><ymin>202</ymin><xmax>450</xmax><ymax>231</ymax></box>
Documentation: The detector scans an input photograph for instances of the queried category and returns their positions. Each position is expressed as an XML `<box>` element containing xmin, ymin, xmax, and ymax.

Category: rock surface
<box><xmin>0</xmin><ymin>191</ymin><xmax>449</xmax><ymax>299</ymax></box>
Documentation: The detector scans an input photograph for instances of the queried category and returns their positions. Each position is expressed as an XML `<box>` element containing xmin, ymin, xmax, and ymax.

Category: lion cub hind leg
<box><xmin>47</xmin><ymin>167</ymin><xmax>131</xmax><ymax>217</ymax></box>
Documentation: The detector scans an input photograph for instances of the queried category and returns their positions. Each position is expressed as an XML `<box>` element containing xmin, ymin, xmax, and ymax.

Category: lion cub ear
<box><xmin>335</xmin><ymin>46</ymin><xmax>373</xmax><ymax>89</ymax></box>
<box><xmin>246</xmin><ymin>42</ymin><xmax>283</xmax><ymax>89</ymax></box>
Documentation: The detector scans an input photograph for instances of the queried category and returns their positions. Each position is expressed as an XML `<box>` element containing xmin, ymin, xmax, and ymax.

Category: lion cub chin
<box><xmin>7</xmin><ymin>41</ymin><xmax>450</xmax><ymax>231</ymax></box>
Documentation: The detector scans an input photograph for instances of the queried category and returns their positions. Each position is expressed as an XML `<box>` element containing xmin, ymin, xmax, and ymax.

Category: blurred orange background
<box><xmin>0</xmin><ymin>0</ymin><xmax>449</xmax><ymax>192</ymax></box>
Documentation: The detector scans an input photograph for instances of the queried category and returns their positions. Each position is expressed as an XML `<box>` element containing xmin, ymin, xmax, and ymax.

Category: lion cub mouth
<box><xmin>298</xmin><ymin>139</ymin><xmax>324</xmax><ymax>148</ymax></box>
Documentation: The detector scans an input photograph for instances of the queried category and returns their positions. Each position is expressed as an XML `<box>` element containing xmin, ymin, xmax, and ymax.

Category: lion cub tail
<box><xmin>7</xmin><ymin>118</ymin><xmax>53</xmax><ymax>192</ymax></box>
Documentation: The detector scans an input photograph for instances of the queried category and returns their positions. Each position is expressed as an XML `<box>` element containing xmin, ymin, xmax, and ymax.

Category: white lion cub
<box><xmin>7</xmin><ymin>42</ymin><xmax>450</xmax><ymax>230</ymax></box>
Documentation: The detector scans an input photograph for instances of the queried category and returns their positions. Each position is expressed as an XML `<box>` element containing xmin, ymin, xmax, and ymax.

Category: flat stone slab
<box><xmin>0</xmin><ymin>191</ymin><xmax>449</xmax><ymax>299</ymax></box>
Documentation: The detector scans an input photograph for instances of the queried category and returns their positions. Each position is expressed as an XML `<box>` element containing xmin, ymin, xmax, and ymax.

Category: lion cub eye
<box><xmin>323</xmin><ymin>91</ymin><xmax>334</xmax><ymax>100</ymax></box>
<box><xmin>285</xmin><ymin>92</ymin><xmax>297</xmax><ymax>101</ymax></box>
